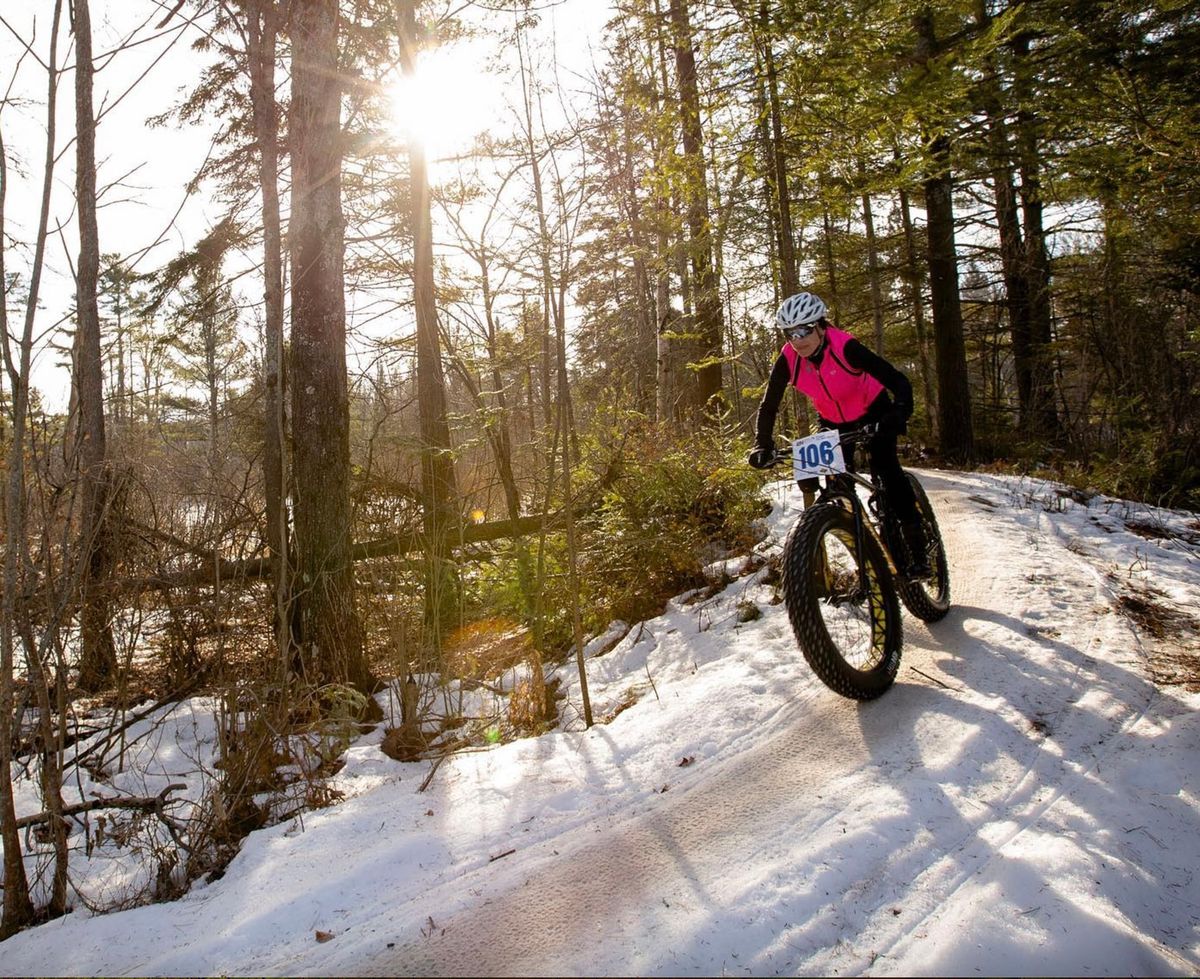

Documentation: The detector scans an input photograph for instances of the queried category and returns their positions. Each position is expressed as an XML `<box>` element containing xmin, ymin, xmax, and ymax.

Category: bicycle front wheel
<box><xmin>781</xmin><ymin>502</ymin><xmax>903</xmax><ymax>700</ymax></box>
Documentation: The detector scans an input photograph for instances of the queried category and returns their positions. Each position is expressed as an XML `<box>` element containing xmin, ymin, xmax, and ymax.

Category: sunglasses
<box><xmin>783</xmin><ymin>324</ymin><xmax>817</xmax><ymax>340</ymax></box>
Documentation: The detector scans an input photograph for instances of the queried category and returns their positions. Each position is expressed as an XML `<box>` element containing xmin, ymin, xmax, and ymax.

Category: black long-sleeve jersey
<box><xmin>754</xmin><ymin>336</ymin><xmax>913</xmax><ymax>447</ymax></box>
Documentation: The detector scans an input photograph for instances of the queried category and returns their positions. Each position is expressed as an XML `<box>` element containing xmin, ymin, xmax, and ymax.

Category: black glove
<box><xmin>748</xmin><ymin>438</ymin><xmax>776</xmax><ymax>470</ymax></box>
<box><xmin>877</xmin><ymin>407</ymin><xmax>909</xmax><ymax>438</ymax></box>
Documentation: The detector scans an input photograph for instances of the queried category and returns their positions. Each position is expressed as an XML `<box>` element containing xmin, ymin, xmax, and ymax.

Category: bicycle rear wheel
<box><xmin>894</xmin><ymin>473</ymin><xmax>951</xmax><ymax>622</ymax></box>
<box><xmin>781</xmin><ymin>502</ymin><xmax>902</xmax><ymax>700</ymax></box>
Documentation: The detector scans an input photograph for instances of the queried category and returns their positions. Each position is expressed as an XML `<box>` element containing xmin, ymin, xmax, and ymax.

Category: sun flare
<box><xmin>388</xmin><ymin>41</ymin><xmax>501</xmax><ymax>161</ymax></box>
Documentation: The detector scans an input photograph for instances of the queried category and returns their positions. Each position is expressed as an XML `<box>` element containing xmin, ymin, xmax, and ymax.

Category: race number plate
<box><xmin>792</xmin><ymin>429</ymin><xmax>847</xmax><ymax>479</ymax></box>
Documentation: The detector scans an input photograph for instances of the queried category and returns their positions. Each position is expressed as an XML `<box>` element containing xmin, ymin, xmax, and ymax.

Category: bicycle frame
<box><xmin>772</xmin><ymin>428</ymin><xmax>885</xmax><ymax>599</ymax></box>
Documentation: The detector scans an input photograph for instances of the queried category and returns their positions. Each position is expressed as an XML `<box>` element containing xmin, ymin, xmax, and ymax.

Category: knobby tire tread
<box><xmin>781</xmin><ymin>503</ymin><xmax>902</xmax><ymax>700</ymax></box>
<box><xmin>895</xmin><ymin>473</ymin><xmax>951</xmax><ymax>622</ymax></box>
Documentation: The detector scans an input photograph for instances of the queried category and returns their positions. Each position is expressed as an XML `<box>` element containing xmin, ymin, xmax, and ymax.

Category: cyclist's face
<box><xmin>789</xmin><ymin>324</ymin><xmax>823</xmax><ymax>356</ymax></box>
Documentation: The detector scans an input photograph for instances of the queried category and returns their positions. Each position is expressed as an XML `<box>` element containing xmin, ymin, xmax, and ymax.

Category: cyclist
<box><xmin>748</xmin><ymin>291</ymin><xmax>929</xmax><ymax>577</ymax></box>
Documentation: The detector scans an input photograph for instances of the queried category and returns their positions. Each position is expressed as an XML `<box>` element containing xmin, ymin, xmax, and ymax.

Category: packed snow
<box><xmin>2</xmin><ymin>468</ymin><xmax>1198</xmax><ymax>976</ymax></box>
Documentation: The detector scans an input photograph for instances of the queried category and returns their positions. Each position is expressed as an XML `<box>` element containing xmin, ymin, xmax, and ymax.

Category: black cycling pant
<box><xmin>854</xmin><ymin>430</ymin><xmax>919</xmax><ymax>527</ymax></box>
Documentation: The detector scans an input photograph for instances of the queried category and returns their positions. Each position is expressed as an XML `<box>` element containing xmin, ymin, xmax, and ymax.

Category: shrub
<box><xmin>576</xmin><ymin>427</ymin><xmax>766</xmax><ymax>631</ymax></box>
<box><xmin>470</xmin><ymin>424</ymin><xmax>768</xmax><ymax>654</ymax></box>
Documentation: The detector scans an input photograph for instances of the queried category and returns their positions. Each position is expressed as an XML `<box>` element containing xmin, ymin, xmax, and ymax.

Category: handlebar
<box><xmin>838</xmin><ymin>423</ymin><xmax>879</xmax><ymax>444</ymax></box>
<box><xmin>760</xmin><ymin>424</ymin><xmax>878</xmax><ymax>468</ymax></box>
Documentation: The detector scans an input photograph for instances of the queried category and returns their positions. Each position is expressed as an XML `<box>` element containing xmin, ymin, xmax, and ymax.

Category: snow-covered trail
<box><xmin>308</xmin><ymin>472</ymin><xmax>1197</xmax><ymax>977</ymax></box>
<box><xmin>3</xmin><ymin>472</ymin><xmax>1197</xmax><ymax>977</ymax></box>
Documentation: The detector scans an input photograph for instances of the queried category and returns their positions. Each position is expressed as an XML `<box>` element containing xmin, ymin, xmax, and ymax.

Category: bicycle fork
<box><xmin>850</xmin><ymin>498</ymin><xmax>872</xmax><ymax>602</ymax></box>
<box><xmin>811</xmin><ymin>494</ymin><xmax>872</xmax><ymax>608</ymax></box>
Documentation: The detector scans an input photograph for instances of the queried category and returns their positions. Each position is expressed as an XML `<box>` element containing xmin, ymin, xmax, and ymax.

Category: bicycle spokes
<box><xmin>814</xmin><ymin>526</ymin><xmax>889</xmax><ymax>671</ymax></box>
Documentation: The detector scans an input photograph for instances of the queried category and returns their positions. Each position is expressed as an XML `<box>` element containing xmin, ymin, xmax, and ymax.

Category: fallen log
<box><xmin>106</xmin><ymin>453</ymin><xmax>625</xmax><ymax>594</ymax></box>
<box><xmin>16</xmin><ymin>782</ymin><xmax>187</xmax><ymax>831</ymax></box>
<box><xmin>117</xmin><ymin>511</ymin><xmax>566</xmax><ymax>593</ymax></box>
<box><xmin>352</xmin><ymin>512</ymin><xmax>555</xmax><ymax>561</ymax></box>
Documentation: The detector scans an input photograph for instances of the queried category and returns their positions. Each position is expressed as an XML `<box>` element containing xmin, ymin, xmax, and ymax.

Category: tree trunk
<box><xmin>975</xmin><ymin>2</ymin><xmax>1041</xmax><ymax>441</ymax></box>
<box><xmin>0</xmin><ymin>0</ymin><xmax>64</xmax><ymax>937</ymax></box>
<box><xmin>669</xmin><ymin>0</ymin><xmax>723</xmax><ymax>415</ymax></box>
<box><xmin>755</xmin><ymin>75</ymin><xmax>781</xmax><ymax>306</ymax></box>
<box><xmin>915</xmin><ymin>10</ymin><xmax>974</xmax><ymax>463</ymax></box>
<box><xmin>202</xmin><ymin>270</ymin><xmax>221</xmax><ymax>455</ymax></box>
<box><xmin>922</xmin><ymin>151</ymin><xmax>975</xmax><ymax>463</ymax></box>
<box><xmin>514</xmin><ymin>20</ymin><xmax>560</xmax><ymax>655</ymax></box>
<box><xmin>74</xmin><ymin>0</ymin><xmax>117</xmax><ymax>692</ymax></box>
<box><xmin>288</xmin><ymin>0</ymin><xmax>370</xmax><ymax>692</ymax></box>
<box><xmin>515</xmin><ymin>27</ymin><xmax>556</xmax><ymax>437</ymax></box>
<box><xmin>246</xmin><ymin>0</ymin><xmax>291</xmax><ymax>667</ymax></box>
<box><xmin>760</xmin><ymin>2</ymin><xmax>797</xmax><ymax>298</ymax></box>
<box><xmin>481</xmin><ymin>292</ymin><xmax>534</xmax><ymax>617</ymax></box>
<box><xmin>609</xmin><ymin>52</ymin><xmax>657</xmax><ymax>414</ymax></box>
<box><xmin>0</xmin><ymin>117</ymin><xmax>33</xmax><ymax>946</ymax></box>
<box><xmin>861</xmin><ymin>185</ymin><xmax>885</xmax><ymax>354</ymax></box>
<box><xmin>554</xmin><ymin>286</ymin><xmax>593</xmax><ymax>730</ymax></box>
<box><xmin>897</xmin><ymin>181</ymin><xmax>937</xmax><ymax>432</ymax></box>
<box><xmin>24</xmin><ymin>633</ymin><xmax>68</xmax><ymax>917</ymax></box>
<box><xmin>1012</xmin><ymin>32</ymin><xmax>1060</xmax><ymax>440</ymax></box>
<box><xmin>399</xmin><ymin>0</ymin><xmax>459</xmax><ymax>651</ymax></box>
<box><xmin>115</xmin><ymin>297</ymin><xmax>127</xmax><ymax>429</ymax></box>
<box><xmin>986</xmin><ymin>102</ymin><xmax>1036</xmax><ymax>432</ymax></box>
<box><xmin>648</xmin><ymin>0</ymin><xmax>675</xmax><ymax>423</ymax></box>
<box><xmin>821</xmin><ymin>202</ymin><xmax>841</xmax><ymax>314</ymax></box>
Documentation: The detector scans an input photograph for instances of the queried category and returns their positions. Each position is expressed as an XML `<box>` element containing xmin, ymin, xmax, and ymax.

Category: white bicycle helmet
<box><xmin>775</xmin><ymin>292</ymin><xmax>827</xmax><ymax>330</ymax></box>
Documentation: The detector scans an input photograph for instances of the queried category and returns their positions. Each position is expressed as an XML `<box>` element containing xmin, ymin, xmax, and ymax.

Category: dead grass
<box><xmin>508</xmin><ymin>675</ymin><xmax>560</xmax><ymax>737</ymax></box>
<box><xmin>381</xmin><ymin>617</ymin><xmax>561</xmax><ymax>759</ymax></box>
<box><xmin>1111</xmin><ymin>582</ymin><xmax>1200</xmax><ymax>692</ymax></box>
<box><xmin>1124</xmin><ymin>517</ymin><xmax>1200</xmax><ymax>545</ymax></box>
<box><xmin>443</xmin><ymin>617</ymin><xmax>533</xmax><ymax>680</ymax></box>
<box><xmin>602</xmin><ymin>685</ymin><xmax>643</xmax><ymax>724</ymax></box>
<box><xmin>380</xmin><ymin>724</ymin><xmax>427</xmax><ymax>762</ymax></box>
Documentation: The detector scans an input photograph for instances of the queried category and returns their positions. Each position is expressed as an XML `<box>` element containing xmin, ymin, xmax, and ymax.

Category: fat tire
<box><xmin>781</xmin><ymin>502</ymin><xmax>903</xmax><ymax>700</ymax></box>
<box><xmin>895</xmin><ymin>473</ymin><xmax>951</xmax><ymax>622</ymax></box>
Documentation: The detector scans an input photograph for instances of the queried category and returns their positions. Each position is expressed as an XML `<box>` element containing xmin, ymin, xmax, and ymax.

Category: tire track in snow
<box><xmin>315</xmin><ymin>691</ymin><xmax>882</xmax><ymax>976</ymax></box>
<box><xmin>813</xmin><ymin>472</ymin><xmax>1178</xmax><ymax>974</ymax></box>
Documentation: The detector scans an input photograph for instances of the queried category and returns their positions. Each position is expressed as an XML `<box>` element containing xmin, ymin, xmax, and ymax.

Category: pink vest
<box><xmin>781</xmin><ymin>326</ymin><xmax>884</xmax><ymax>423</ymax></box>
